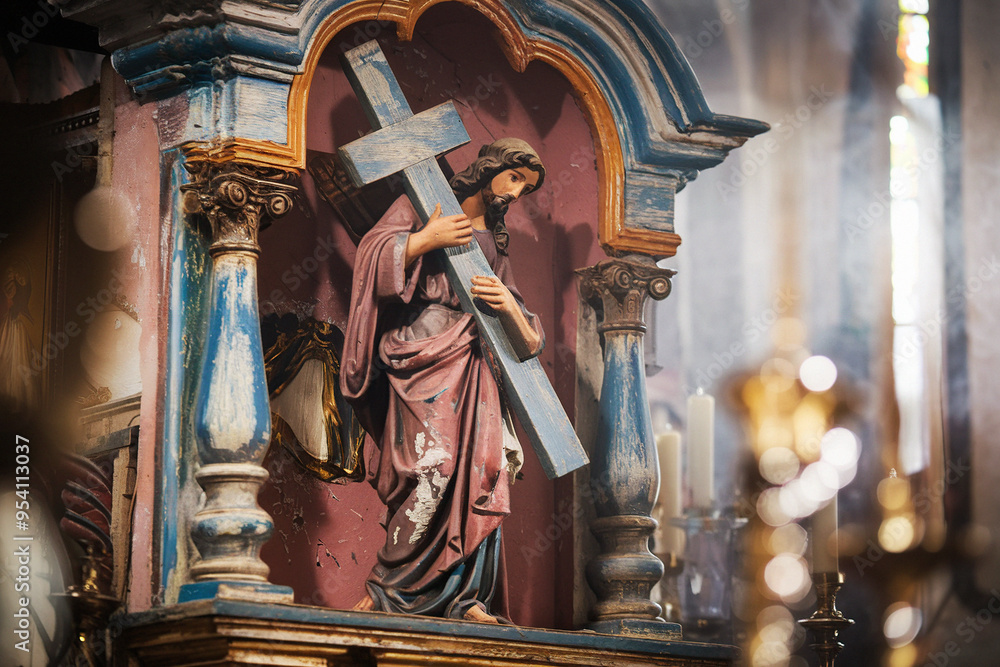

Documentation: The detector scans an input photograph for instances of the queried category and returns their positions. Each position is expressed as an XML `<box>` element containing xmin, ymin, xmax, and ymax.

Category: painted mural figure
<box><xmin>340</xmin><ymin>138</ymin><xmax>546</xmax><ymax>623</ymax></box>
<box><xmin>0</xmin><ymin>259</ymin><xmax>38</xmax><ymax>411</ymax></box>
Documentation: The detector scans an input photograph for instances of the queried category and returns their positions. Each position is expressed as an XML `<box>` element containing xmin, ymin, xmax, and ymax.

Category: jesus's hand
<box><xmin>471</xmin><ymin>275</ymin><xmax>541</xmax><ymax>360</ymax></box>
<box><xmin>404</xmin><ymin>203</ymin><xmax>473</xmax><ymax>267</ymax></box>
<box><xmin>470</xmin><ymin>275</ymin><xmax>517</xmax><ymax>316</ymax></box>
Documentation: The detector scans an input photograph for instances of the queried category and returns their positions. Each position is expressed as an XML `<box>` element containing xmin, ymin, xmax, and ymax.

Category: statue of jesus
<box><xmin>340</xmin><ymin>138</ymin><xmax>546</xmax><ymax>623</ymax></box>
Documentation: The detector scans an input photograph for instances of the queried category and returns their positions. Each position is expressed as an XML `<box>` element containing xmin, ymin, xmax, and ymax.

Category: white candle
<box><xmin>654</xmin><ymin>428</ymin><xmax>684</xmax><ymax>555</ymax></box>
<box><xmin>687</xmin><ymin>390</ymin><xmax>715</xmax><ymax>508</ymax></box>
<box><xmin>812</xmin><ymin>494</ymin><xmax>839</xmax><ymax>573</ymax></box>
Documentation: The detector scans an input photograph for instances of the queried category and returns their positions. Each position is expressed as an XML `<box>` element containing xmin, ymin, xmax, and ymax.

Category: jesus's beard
<box><xmin>481</xmin><ymin>189</ymin><xmax>514</xmax><ymax>253</ymax></box>
<box><xmin>483</xmin><ymin>190</ymin><xmax>515</xmax><ymax>229</ymax></box>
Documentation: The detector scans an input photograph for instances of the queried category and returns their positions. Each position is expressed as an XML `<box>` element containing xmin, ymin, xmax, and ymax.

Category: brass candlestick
<box><xmin>798</xmin><ymin>572</ymin><xmax>854</xmax><ymax>667</ymax></box>
<box><xmin>53</xmin><ymin>545</ymin><xmax>121</xmax><ymax>667</ymax></box>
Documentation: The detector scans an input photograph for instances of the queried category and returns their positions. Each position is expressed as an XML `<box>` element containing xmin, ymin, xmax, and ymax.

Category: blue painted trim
<box><xmin>593</xmin><ymin>333</ymin><xmax>657</xmax><ymax>516</ymax></box>
<box><xmin>193</xmin><ymin>254</ymin><xmax>272</xmax><ymax>463</ymax></box>
<box><xmin>160</xmin><ymin>150</ymin><xmax>212</xmax><ymax>603</ymax></box>
<box><xmin>112</xmin><ymin>23</ymin><xmax>301</xmax><ymax>94</ymax></box>
<box><xmin>177</xmin><ymin>581</ymin><xmax>295</xmax><ymax>604</ymax></box>
<box><xmin>589</xmin><ymin>618</ymin><xmax>683</xmax><ymax>640</ymax></box>
<box><xmin>110</xmin><ymin>0</ymin><xmax>766</xmax><ymax>173</ymax></box>
<box><xmin>116</xmin><ymin>598</ymin><xmax>740</xmax><ymax>660</ymax></box>
<box><xmin>160</xmin><ymin>152</ymin><xmax>185</xmax><ymax>602</ymax></box>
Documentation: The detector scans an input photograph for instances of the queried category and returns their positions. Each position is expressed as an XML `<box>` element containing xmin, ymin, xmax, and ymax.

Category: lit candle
<box><xmin>654</xmin><ymin>427</ymin><xmax>683</xmax><ymax>555</ymax></box>
<box><xmin>687</xmin><ymin>390</ymin><xmax>715</xmax><ymax>508</ymax></box>
<box><xmin>812</xmin><ymin>494</ymin><xmax>839</xmax><ymax>573</ymax></box>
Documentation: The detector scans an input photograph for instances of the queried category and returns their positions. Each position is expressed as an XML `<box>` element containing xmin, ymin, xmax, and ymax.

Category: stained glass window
<box><xmin>897</xmin><ymin>1</ymin><xmax>930</xmax><ymax>98</ymax></box>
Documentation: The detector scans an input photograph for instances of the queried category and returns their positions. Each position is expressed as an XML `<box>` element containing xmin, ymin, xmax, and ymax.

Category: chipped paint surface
<box><xmin>131</xmin><ymin>243</ymin><xmax>147</xmax><ymax>268</ymax></box>
<box><xmin>593</xmin><ymin>332</ymin><xmax>657</xmax><ymax>516</ymax></box>
<box><xmin>197</xmin><ymin>515</ymin><xmax>270</xmax><ymax>538</ymax></box>
<box><xmin>205</xmin><ymin>327</ymin><xmax>256</xmax><ymax>450</ymax></box>
<box><xmin>404</xmin><ymin>432</ymin><xmax>451</xmax><ymax>544</ymax></box>
<box><xmin>162</xmin><ymin>150</ymin><xmax>212</xmax><ymax>603</ymax></box>
<box><xmin>154</xmin><ymin>76</ymin><xmax>289</xmax><ymax>149</ymax></box>
<box><xmin>198</xmin><ymin>253</ymin><xmax>271</xmax><ymax>456</ymax></box>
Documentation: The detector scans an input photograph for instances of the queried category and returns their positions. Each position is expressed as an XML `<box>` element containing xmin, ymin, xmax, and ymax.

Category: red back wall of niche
<box><xmin>258</xmin><ymin>2</ymin><xmax>605</xmax><ymax>630</ymax></box>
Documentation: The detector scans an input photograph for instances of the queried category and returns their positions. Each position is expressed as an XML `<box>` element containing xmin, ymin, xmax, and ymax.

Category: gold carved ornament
<box><xmin>263</xmin><ymin>318</ymin><xmax>366</xmax><ymax>482</ymax></box>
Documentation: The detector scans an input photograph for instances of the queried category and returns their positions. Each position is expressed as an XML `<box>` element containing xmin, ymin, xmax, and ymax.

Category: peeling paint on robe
<box><xmin>341</xmin><ymin>196</ymin><xmax>542</xmax><ymax>619</ymax></box>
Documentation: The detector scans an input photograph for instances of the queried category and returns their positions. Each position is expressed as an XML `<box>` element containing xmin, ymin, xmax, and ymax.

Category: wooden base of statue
<box><xmin>114</xmin><ymin>600</ymin><xmax>739</xmax><ymax>666</ymax></box>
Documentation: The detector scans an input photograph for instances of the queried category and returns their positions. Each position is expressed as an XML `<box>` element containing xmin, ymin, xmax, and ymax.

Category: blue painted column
<box><xmin>177</xmin><ymin>156</ymin><xmax>297</xmax><ymax>603</ymax></box>
<box><xmin>577</xmin><ymin>256</ymin><xmax>679</xmax><ymax>637</ymax></box>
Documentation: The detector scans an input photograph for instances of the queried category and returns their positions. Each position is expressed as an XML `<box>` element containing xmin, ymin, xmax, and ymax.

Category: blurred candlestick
<box><xmin>655</xmin><ymin>428</ymin><xmax>683</xmax><ymax>554</ymax></box>
<box><xmin>687</xmin><ymin>390</ymin><xmax>715</xmax><ymax>508</ymax></box>
<box><xmin>812</xmin><ymin>494</ymin><xmax>839</xmax><ymax>573</ymax></box>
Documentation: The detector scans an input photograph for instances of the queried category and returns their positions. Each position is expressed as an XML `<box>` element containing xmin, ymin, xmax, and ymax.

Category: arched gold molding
<box><xmin>267</xmin><ymin>0</ymin><xmax>677</xmax><ymax>256</ymax></box>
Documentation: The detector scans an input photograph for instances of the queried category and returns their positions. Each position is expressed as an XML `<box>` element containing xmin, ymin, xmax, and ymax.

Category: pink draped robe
<box><xmin>340</xmin><ymin>196</ymin><xmax>543</xmax><ymax>619</ymax></box>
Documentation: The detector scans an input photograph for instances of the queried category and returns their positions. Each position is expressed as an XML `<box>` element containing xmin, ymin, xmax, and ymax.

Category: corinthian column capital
<box><xmin>577</xmin><ymin>255</ymin><xmax>675</xmax><ymax>335</ymax></box>
<box><xmin>181</xmin><ymin>157</ymin><xmax>297</xmax><ymax>256</ymax></box>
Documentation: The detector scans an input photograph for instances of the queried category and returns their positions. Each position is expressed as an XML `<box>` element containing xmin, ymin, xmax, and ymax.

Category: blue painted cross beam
<box><xmin>337</xmin><ymin>39</ymin><xmax>588</xmax><ymax>479</ymax></box>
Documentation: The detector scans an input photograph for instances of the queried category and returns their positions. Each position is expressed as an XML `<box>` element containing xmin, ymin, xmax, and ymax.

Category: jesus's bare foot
<box><xmin>463</xmin><ymin>605</ymin><xmax>500</xmax><ymax>624</ymax></box>
<box><xmin>352</xmin><ymin>594</ymin><xmax>376</xmax><ymax>611</ymax></box>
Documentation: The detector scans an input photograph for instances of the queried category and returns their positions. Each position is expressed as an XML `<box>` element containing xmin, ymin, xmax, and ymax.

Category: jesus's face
<box><xmin>481</xmin><ymin>167</ymin><xmax>541</xmax><ymax>223</ymax></box>
<box><xmin>492</xmin><ymin>167</ymin><xmax>541</xmax><ymax>201</ymax></box>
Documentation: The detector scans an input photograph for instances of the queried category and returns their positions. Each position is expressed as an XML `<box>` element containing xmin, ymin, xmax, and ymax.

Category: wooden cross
<box><xmin>337</xmin><ymin>40</ymin><xmax>588</xmax><ymax>479</ymax></box>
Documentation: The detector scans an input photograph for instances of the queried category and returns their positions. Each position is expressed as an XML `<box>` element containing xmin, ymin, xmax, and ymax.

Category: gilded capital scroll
<box><xmin>577</xmin><ymin>256</ymin><xmax>675</xmax><ymax>335</ymax></box>
<box><xmin>181</xmin><ymin>158</ymin><xmax>297</xmax><ymax>256</ymax></box>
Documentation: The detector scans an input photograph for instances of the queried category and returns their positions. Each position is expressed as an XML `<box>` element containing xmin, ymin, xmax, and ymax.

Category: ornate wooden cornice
<box><xmin>61</xmin><ymin>0</ymin><xmax>767</xmax><ymax>258</ymax></box>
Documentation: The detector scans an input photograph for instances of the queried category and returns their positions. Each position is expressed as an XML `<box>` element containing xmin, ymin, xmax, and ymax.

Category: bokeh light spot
<box><xmin>760</xmin><ymin>447</ymin><xmax>801</xmax><ymax>485</ymax></box>
<box><xmin>883</xmin><ymin>603</ymin><xmax>922</xmax><ymax>648</ymax></box>
<box><xmin>764</xmin><ymin>554</ymin><xmax>811</xmax><ymax>601</ymax></box>
<box><xmin>799</xmin><ymin>355</ymin><xmax>838</xmax><ymax>392</ymax></box>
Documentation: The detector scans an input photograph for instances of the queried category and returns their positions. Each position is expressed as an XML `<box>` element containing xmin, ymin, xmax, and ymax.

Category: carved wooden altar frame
<box><xmin>57</xmin><ymin>0</ymin><xmax>768</xmax><ymax>661</ymax></box>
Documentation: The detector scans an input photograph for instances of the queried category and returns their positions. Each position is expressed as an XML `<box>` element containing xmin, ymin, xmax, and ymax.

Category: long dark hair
<box><xmin>449</xmin><ymin>138</ymin><xmax>545</xmax><ymax>254</ymax></box>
